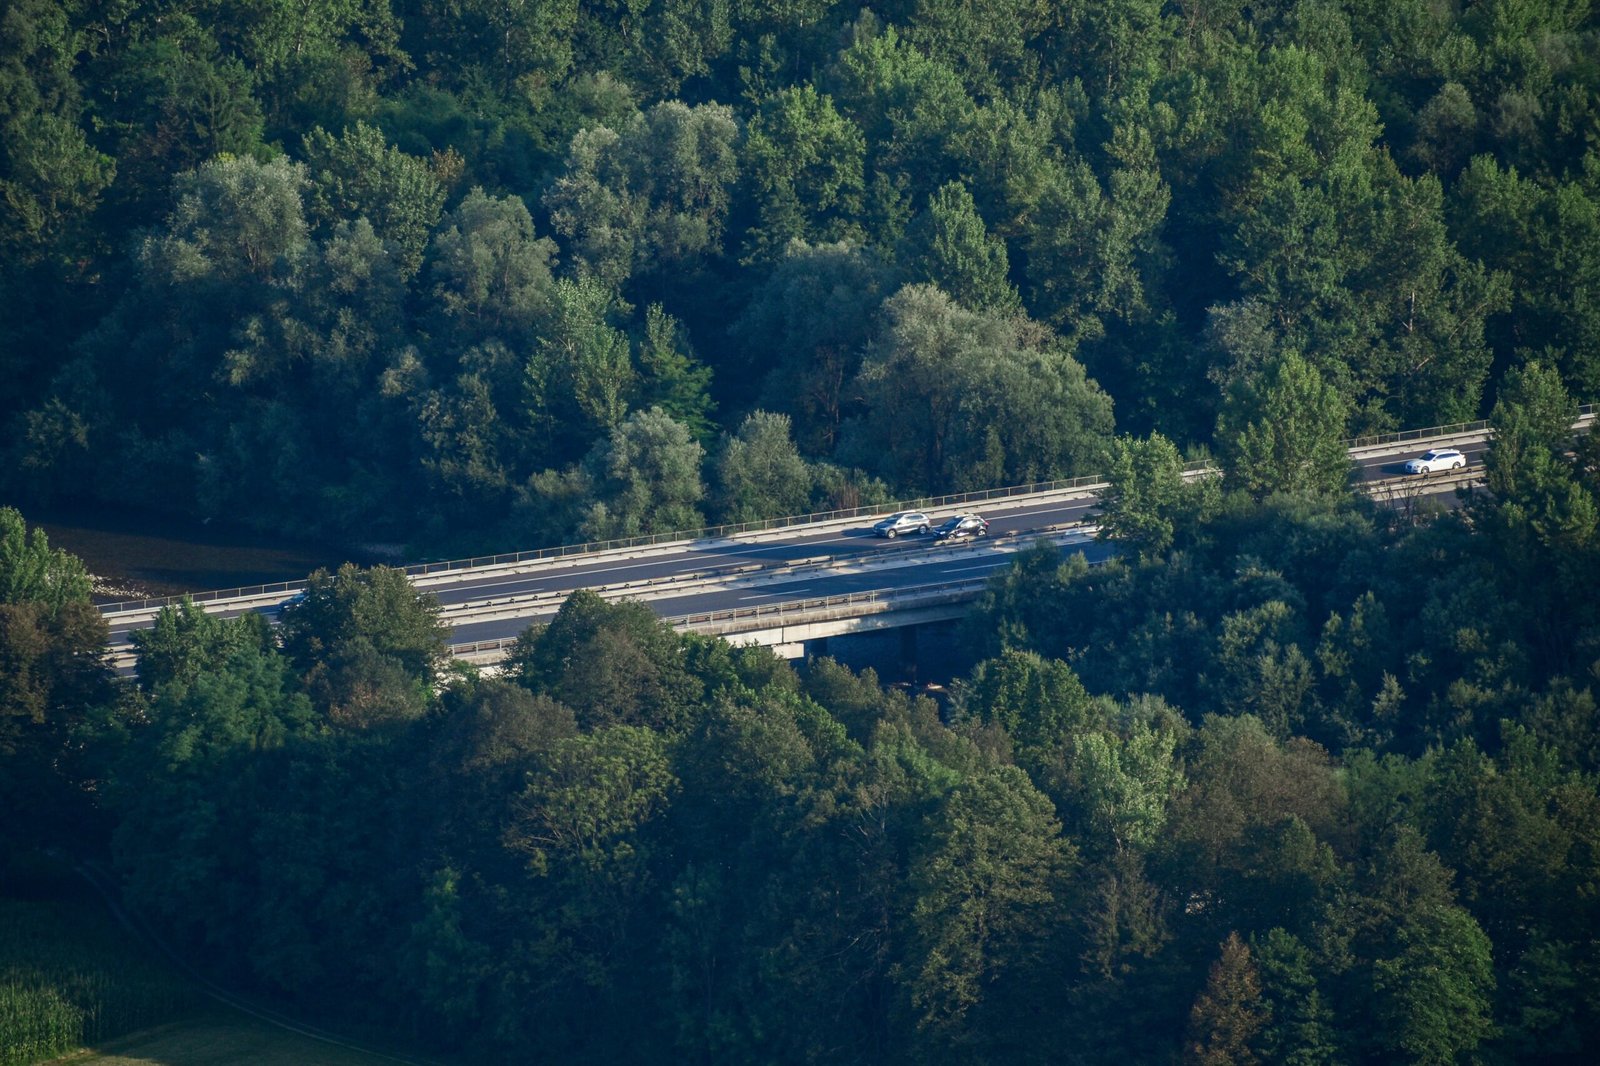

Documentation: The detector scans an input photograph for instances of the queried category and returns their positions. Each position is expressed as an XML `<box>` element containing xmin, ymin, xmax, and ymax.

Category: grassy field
<box><xmin>1</xmin><ymin>894</ymin><xmax>200</xmax><ymax>1066</ymax></box>
<box><xmin>60</xmin><ymin>1011</ymin><xmax>420</xmax><ymax>1065</ymax></box>
<box><xmin>3</xmin><ymin>857</ymin><xmax>431</xmax><ymax>1066</ymax></box>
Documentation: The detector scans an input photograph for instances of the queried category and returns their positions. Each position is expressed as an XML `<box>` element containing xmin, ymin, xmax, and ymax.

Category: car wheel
<box><xmin>1453</xmin><ymin>459</ymin><xmax>1465</xmax><ymax>470</ymax></box>
<box><xmin>918</xmin><ymin>525</ymin><xmax>928</xmax><ymax>535</ymax></box>
<box><xmin>886</xmin><ymin>529</ymin><xmax>897</xmax><ymax>539</ymax></box>
<box><xmin>979</xmin><ymin>528</ymin><xmax>987</xmax><ymax>537</ymax></box>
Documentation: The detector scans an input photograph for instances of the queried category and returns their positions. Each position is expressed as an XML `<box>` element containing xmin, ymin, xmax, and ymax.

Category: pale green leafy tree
<box><xmin>1072</xmin><ymin>720</ymin><xmax>1185</xmax><ymax>852</ymax></box>
<box><xmin>0</xmin><ymin>507</ymin><xmax>90</xmax><ymax>616</ymax></box>
<box><xmin>545</xmin><ymin>101</ymin><xmax>740</xmax><ymax>286</ymax></box>
<box><xmin>1216</xmin><ymin>351</ymin><xmax>1352</xmax><ymax>500</ymax></box>
<box><xmin>715</xmin><ymin>411</ymin><xmax>814</xmax><ymax>523</ymax></box>
<box><xmin>301</xmin><ymin>122</ymin><xmax>446</xmax><ymax>276</ymax></box>
<box><xmin>582</xmin><ymin>407</ymin><xmax>706</xmax><ymax>538</ymax></box>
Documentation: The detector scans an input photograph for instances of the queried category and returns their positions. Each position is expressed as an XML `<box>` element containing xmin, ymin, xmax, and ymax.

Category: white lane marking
<box><xmin>430</xmin><ymin>524</ymin><xmax>1048</xmax><ymax>598</ymax></box>
<box><xmin>939</xmin><ymin>561</ymin><xmax>1012</xmax><ymax>574</ymax></box>
<box><xmin>433</xmin><ymin>538</ymin><xmax>862</xmax><ymax>598</ymax></box>
<box><xmin>739</xmin><ymin>587</ymin><xmax>809</xmax><ymax>601</ymax></box>
<box><xmin>435</xmin><ymin>500</ymin><xmax>1098</xmax><ymax>594</ymax></box>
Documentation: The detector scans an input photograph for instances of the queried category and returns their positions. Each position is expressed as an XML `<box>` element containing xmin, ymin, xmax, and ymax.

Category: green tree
<box><xmin>846</xmin><ymin>284</ymin><xmax>1114</xmax><ymax>493</ymax></box>
<box><xmin>505</xmin><ymin>588</ymin><xmax>701</xmax><ymax>731</ymax></box>
<box><xmin>92</xmin><ymin>31</ymin><xmax>267</xmax><ymax>218</ymax></box>
<box><xmin>1</xmin><ymin>110</ymin><xmax>114</xmax><ymax>259</ymax></box>
<box><xmin>1216</xmin><ymin>352</ymin><xmax>1352</xmax><ymax>500</ymax></box>
<box><xmin>0</xmin><ymin>506</ymin><xmax>90</xmax><ymax>614</ymax></box>
<box><xmin>581</xmin><ymin>407</ymin><xmax>706</xmax><ymax>538</ymax></box>
<box><xmin>906</xmin><ymin>765</ymin><xmax>1075</xmax><ymax>1059</ymax></box>
<box><xmin>110</xmin><ymin>638</ymin><xmax>316</xmax><ymax>956</ymax></box>
<box><xmin>0</xmin><ymin>0</ymin><xmax>110</xmax><ymax>257</ymax></box>
<box><xmin>0</xmin><ymin>509</ymin><xmax>111</xmax><ymax>850</ymax></box>
<box><xmin>896</xmin><ymin>0</ymin><xmax>1049</xmax><ymax>95</ymax></box>
<box><xmin>634</xmin><ymin>303</ymin><xmax>714</xmax><ymax>442</ymax></box>
<box><xmin>499</xmin><ymin>723</ymin><xmax>678</xmax><ymax>1054</ymax></box>
<box><xmin>732</xmin><ymin>239</ymin><xmax>894</xmax><ymax>451</ymax></box>
<box><xmin>1070</xmin><ymin>718</ymin><xmax>1187</xmax><ymax>853</ymax></box>
<box><xmin>428</xmin><ymin>188</ymin><xmax>559</xmax><ymax>348</ymax></box>
<box><xmin>544</xmin><ymin>100</ymin><xmax>740</xmax><ymax>287</ymax></box>
<box><xmin>829</xmin><ymin>22</ymin><xmax>978</xmax><ymax>236</ymax></box>
<box><xmin>1371</xmin><ymin>903</ymin><xmax>1497</xmax><ymax>1064</ymax></box>
<box><xmin>1253</xmin><ymin>928</ymin><xmax>1339</xmax><ymax>1065</ymax></box>
<box><xmin>742</xmin><ymin>85</ymin><xmax>866</xmax><ymax>262</ymax></box>
<box><xmin>898</xmin><ymin>181</ymin><xmax>1020</xmax><ymax>314</ymax></box>
<box><xmin>1484</xmin><ymin>358</ymin><xmax>1582</xmax><ymax>503</ymax></box>
<box><xmin>1094</xmin><ymin>432</ymin><xmax>1214</xmax><ymax>558</ymax></box>
<box><xmin>1025</xmin><ymin>127</ymin><xmax>1170</xmax><ymax>344</ymax></box>
<box><xmin>527</xmin><ymin>275</ymin><xmax>634</xmax><ymax>451</ymax></box>
<box><xmin>277</xmin><ymin>563</ymin><xmax>448</xmax><ymax>725</ymax></box>
<box><xmin>301</xmin><ymin>121</ymin><xmax>446</xmax><ymax>276</ymax></box>
<box><xmin>714</xmin><ymin>410</ymin><xmax>814</xmax><ymax>523</ymax></box>
<box><xmin>408</xmin><ymin>0</ymin><xmax>578</xmax><ymax>91</ymax></box>
<box><xmin>960</xmin><ymin>650</ymin><xmax>1097</xmax><ymax>759</ymax></box>
<box><xmin>1476</xmin><ymin>360</ymin><xmax>1598</xmax><ymax>676</ymax></box>
<box><xmin>1455</xmin><ymin>155</ymin><xmax>1600</xmax><ymax>399</ymax></box>
<box><xmin>130</xmin><ymin>600</ymin><xmax>275</xmax><ymax>695</ymax></box>
<box><xmin>144</xmin><ymin>155</ymin><xmax>309</xmax><ymax>290</ymax></box>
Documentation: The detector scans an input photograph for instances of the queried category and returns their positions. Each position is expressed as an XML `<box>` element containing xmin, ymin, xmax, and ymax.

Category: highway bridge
<box><xmin>98</xmin><ymin>410</ymin><xmax>1594</xmax><ymax>672</ymax></box>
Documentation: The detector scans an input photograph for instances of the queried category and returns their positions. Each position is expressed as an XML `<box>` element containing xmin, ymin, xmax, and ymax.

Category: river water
<box><xmin>23</xmin><ymin>504</ymin><xmax>366</xmax><ymax>603</ymax></box>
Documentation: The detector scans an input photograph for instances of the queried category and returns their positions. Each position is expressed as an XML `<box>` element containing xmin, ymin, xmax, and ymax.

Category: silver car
<box><xmin>872</xmin><ymin>511</ymin><xmax>930</xmax><ymax>538</ymax></box>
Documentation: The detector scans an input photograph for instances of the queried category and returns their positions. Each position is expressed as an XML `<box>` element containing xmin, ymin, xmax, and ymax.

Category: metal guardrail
<box><xmin>99</xmin><ymin>406</ymin><xmax>1596</xmax><ymax>616</ymax></box>
<box><xmin>98</xmin><ymin>474</ymin><xmax>1122</xmax><ymax>614</ymax></box>
<box><xmin>101</xmin><ymin>579</ymin><xmax>309</xmax><ymax>616</ymax></box>
<box><xmin>1341</xmin><ymin>403</ymin><xmax>1594</xmax><ymax>450</ymax></box>
<box><xmin>402</xmin><ymin>472</ymin><xmax>1141</xmax><ymax>576</ymax></box>
<box><xmin>1344</xmin><ymin>420</ymin><xmax>1489</xmax><ymax>450</ymax></box>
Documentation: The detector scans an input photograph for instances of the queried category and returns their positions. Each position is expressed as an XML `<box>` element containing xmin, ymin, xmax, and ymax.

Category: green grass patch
<box><xmin>66</xmin><ymin>1010</ymin><xmax>418</xmax><ymax>1065</ymax></box>
<box><xmin>0</xmin><ymin>895</ymin><xmax>200</xmax><ymax>1066</ymax></box>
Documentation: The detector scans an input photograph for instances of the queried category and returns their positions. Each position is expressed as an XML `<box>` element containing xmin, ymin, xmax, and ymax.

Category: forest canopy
<box><xmin>3</xmin><ymin>0</ymin><xmax>1598</xmax><ymax>552</ymax></box>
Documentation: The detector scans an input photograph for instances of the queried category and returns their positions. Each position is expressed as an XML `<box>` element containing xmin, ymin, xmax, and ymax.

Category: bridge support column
<box><xmin>900</xmin><ymin>625</ymin><xmax>919</xmax><ymax>684</ymax></box>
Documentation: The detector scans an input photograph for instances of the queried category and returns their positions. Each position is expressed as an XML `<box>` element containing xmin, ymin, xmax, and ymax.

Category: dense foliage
<box><xmin>6</xmin><ymin>2</ymin><xmax>1600</xmax><ymax>1062</ymax></box>
<box><xmin>5</xmin><ymin>0</ymin><xmax>1598</xmax><ymax>552</ymax></box>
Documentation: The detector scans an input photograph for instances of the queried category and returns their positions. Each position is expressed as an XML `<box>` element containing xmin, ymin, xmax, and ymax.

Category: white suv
<box><xmin>1403</xmin><ymin>448</ymin><xmax>1467</xmax><ymax>474</ymax></box>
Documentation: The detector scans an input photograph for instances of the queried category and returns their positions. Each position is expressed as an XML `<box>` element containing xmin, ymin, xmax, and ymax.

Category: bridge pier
<box><xmin>899</xmin><ymin>626</ymin><xmax>918</xmax><ymax>684</ymax></box>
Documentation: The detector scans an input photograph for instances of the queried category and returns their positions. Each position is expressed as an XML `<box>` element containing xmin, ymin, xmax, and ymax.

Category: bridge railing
<box><xmin>404</xmin><ymin>474</ymin><xmax>1135</xmax><ymax>578</ymax></box>
<box><xmin>100</xmin><ymin>579</ymin><xmax>310</xmax><ymax>615</ymax></box>
<box><xmin>100</xmin><ymin>407</ymin><xmax>1596</xmax><ymax>616</ymax></box>
<box><xmin>1341</xmin><ymin>402</ymin><xmax>1594</xmax><ymax>451</ymax></box>
<box><xmin>100</xmin><ymin>473</ymin><xmax>1124</xmax><ymax>613</ymax></box>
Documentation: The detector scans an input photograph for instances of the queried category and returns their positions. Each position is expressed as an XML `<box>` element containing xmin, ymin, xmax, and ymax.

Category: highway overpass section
<box><xmin>98</xmin><ymin>410</ymin><xmax>1593</xmax><ymax>671</ymax></box>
